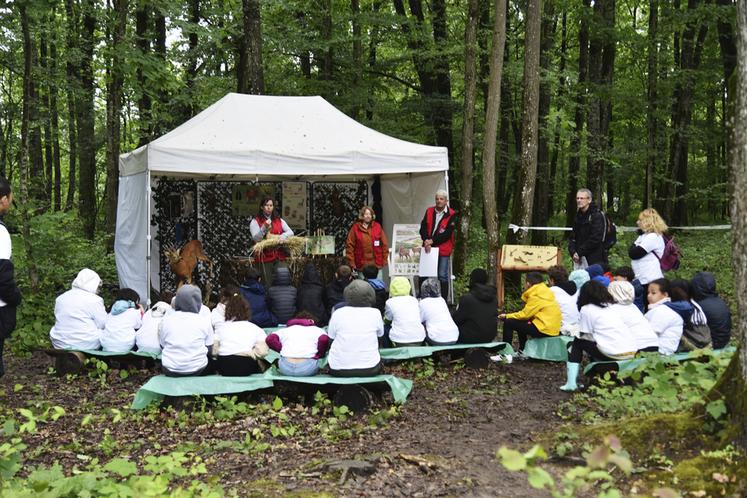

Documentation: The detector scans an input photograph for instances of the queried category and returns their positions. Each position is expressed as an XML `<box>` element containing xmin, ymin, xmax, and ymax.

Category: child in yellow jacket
<box><xmin>500</xmin><ymin>272</ymin><xmax>562</xmax><ymax>351</ymax></box>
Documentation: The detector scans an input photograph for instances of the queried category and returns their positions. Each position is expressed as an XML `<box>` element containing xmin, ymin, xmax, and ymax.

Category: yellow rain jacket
<box><xmin>505</xmin><ymin>283</ymin><xmax>561</xmax><ymax>336</ymax></box>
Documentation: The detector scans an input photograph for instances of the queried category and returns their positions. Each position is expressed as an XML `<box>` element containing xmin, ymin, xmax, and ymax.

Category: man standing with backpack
<box><xmin>568</xmin><ymin>188</ymin><xmax>609</xmax><ymax>269</ymax></box>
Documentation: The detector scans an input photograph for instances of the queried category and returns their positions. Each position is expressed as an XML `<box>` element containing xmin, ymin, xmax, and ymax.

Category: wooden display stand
<box><xmin>495</xmin><ymin>245</ymin><xmax>562</xmax><ymax>308</ymax></box>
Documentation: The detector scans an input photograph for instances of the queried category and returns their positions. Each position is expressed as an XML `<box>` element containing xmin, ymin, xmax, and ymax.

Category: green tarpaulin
<box><xmin>522</xmin><ymin>336</ymin><xmax>573</xmax><ymax>362</ymax></box>
<box><xmin>583</xmin><ymin>347</ymin><xmax>736</xmax><ymax>375</ymax></box>
<box><xmin>65</xmin><ymin>349</ymin><xmax>161</xmax><ymax>360</ymax></box>
<box><xmin>379</xmin><ymin>341</ymin><xmax>514</xmax><ymax>361</ymax></box>
<box><xmin>131</xmin><ymin>374</ymin><xmax>274</xmax><ymax>409</ymax></box>
<box><xmin>261</xmin><ymin>367</ymin><xmax>413</xmax><ymax>404</ymax></box>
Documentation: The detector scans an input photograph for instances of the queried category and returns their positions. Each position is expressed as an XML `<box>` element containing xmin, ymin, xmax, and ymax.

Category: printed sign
<box><xmin>500</xmin><ymin>245</ymin><xmax>560</xmax><ymax>270</ymax></box>
<box><xmin>391</xmin><ymin>224</ymin><xmax>423</xmax><ymax>276</ymax></box>
<box><xmin>282</xmin><ymin>181</ymin><xmax>308</xmax><ymax>229</ymax></box>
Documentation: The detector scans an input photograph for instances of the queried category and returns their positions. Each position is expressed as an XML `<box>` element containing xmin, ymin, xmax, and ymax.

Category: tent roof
<box><xmin>119</xmin><ymin>93</ymin><xmax>449</xmax><ymax>177</ymax></box>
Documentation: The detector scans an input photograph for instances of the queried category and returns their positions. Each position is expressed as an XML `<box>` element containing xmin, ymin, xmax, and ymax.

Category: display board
<box><xmin>390</xmin><ymin>224</ymin><xmax>423</xmax><ymax>276</ymax></box>
<box><xmin>282</xmin><ymin>181</ymin><xmax>308</xmax><ymax>228</ymax></box>
<box><xmin>496</xmin><ymin>244</ymin><xmax>562</xmax><ymax>308</ymax></box>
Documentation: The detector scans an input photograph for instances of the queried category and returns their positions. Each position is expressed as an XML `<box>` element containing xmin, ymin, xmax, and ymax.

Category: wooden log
<box><xmin>463</xmin><ymin>348</ymin><xmax>490</xmax><ymax>369</ymax></box>
<box><xmin>332</xmin><ymin>385</ymin><xmax>374</xmax><ymax>412</ymax></box>
<box><xmin>52</xmin><ymin>351</ymin><xmax>86</xmax><ymax>376</ymax></box>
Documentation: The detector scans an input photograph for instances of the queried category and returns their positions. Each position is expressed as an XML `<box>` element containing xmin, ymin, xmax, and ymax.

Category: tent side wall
<box><xmin>114</xmin><ymin>171</ymin><xmax>150</xmax><ymax>303</ymax></box>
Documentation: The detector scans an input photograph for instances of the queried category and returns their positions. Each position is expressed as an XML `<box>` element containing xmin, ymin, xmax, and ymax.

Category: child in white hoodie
<box><xmin>101</xmin><ymin>288</ymin><xmax>143</xmax><ymax>352</ymax></box>
<box><xmin>49</xmin><ymin>268</ymin><xmax>107</xmax><ymax>350</ymax></box>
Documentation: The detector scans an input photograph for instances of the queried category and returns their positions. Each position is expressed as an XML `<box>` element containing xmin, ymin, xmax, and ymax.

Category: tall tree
<box><xmin>48</xmin><ymin>18</ymin><xmax>62</xmax><ymax>212</ymax></box>
<box><xmin>64</xmin><ymin>0</ymin><xmax>78</xmax><ymax>211</ymax></box>
<box><xmin>481</xmin><ymin>0</ymin><xmax>508</xmax><ymax>281</ymax></box>
<box><xmin>105</xmin><ymin>0</ymin><xmax>128</xmax><ymax>239</ymax></box>
<box><xmin>645</xmin><ymin>0</ymin><xmax>658</xmax><ymax>208</ymax></box>
<box><xmin>548</xmin><ymin>9</ymin><xmax>567</xmax><ymax>217</ymax></box>
<box><xmin>566</xmin><ymin>0</ymin><xmax>591</xmax><ymax>228</ymax></box>
<box><xmin>238</xmin><ymin>0</ymin><xmax>265</xmax><ymax>94</ymax></box>
<box><xmin>456</xmin><ymin>0</ymin><xmax>480</xmax><ymax>276</ymax></box>
<box><xmin>135</xmin><ymin>2</ymin><xmax>152</xmax><ymax>146</ymax></box>
<box><xmin>77</xmin><ymin>0</ymin><xmax>97</xmax><ymax>239</ymax></box>
<box><xmin>510</xmin><ymin>0</ymin><xmax>543</xmax><ymax>245</ymax></box>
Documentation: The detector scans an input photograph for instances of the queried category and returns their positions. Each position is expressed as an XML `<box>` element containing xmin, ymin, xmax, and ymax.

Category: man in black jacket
<box><xmin>568</xmin><ymin>188</ymin><xmax>607</xmax><ymax>268</ymax></box>
<box><xmin>0</xmin><ymin>176</ymin><xmax>21</xmax><ymax>378</ymax></box>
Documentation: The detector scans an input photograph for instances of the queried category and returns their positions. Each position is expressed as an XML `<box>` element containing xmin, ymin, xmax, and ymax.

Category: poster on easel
<box><xmin>282</xmin><ymin>181</ymin><xmax>308</xmax><ymax>229</ymax></box>
<box><xmin>391</xmin><ymin>224</ymin><xmax>423</xmax><ymax>276</ymax></box>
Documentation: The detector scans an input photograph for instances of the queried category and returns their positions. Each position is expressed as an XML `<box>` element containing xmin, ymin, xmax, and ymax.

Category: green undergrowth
<box><xmin>501</xmin><ymin>350</ymin><xmax>745</xmax><ymax>496</ymax></box>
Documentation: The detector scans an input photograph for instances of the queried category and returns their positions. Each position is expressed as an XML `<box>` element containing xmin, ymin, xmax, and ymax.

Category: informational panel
<box><xmin>282</xmin><ymin>181</ymin><xmax>308</xmax><ymax>229</ymax></box>
<box><xmin>499</xmin><ymin>245</ymin><xmax>561</xmax><ymax>270</ymax></box>
<box><xmin>231</xmin><ymin>184</ymin><xmax>277</xmax><ymax>217</ymax></box>
<box><xmin>418</xmin><ymin>246</ymin><xmax>439</xmax><ymax>277</ymax></box>
<box><xmin>391</xmin><ymin>224</ymin><xmax>423</xmax><ymax>276</ymax></box>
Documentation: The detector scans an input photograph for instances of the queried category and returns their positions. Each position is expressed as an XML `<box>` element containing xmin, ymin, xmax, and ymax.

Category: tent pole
<box><xmin>146</xmin><ymin>170</ymin><xmax>152</xmax><ymax>306</ymax></box>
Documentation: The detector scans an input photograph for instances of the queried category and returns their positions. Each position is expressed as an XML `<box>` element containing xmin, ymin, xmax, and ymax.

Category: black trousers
<box><xmin>216</xmin><ymin>355</ymin><xmax>262</xmax><ymax>376</ymax></box>
<box><xmin>501</xmin><ymin>319</ymin><xmax>546</xmax><ymax>351</ymax></box>
<box><xmin>329</xmin><ymin>362</ymin><xmax>382</xmax><ymax>378</ymax></box>
<box><xmin>568</xmin><ymin>338</ymin><xmax>616</xmax><ymax>363</ymax></box>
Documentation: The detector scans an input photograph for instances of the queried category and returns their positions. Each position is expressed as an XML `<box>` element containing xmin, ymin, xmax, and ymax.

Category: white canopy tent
<box><xmin>115</xmin><ymin>93</ymin><xmax>449</xmax><ymax>302</ymax></box>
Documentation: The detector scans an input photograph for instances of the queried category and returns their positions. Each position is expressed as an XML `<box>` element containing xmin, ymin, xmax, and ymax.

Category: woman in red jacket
<box><xmin>345</xmin><ymin>206</ymin><xmax>388</xmax><ymax>277</ymax></box>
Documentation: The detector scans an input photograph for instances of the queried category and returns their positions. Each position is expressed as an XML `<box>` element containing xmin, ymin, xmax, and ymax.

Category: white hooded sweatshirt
<box><xmin>49</xmin><ymin>269</ymin><xmax>107</xmax><ymax>350</ymax></box>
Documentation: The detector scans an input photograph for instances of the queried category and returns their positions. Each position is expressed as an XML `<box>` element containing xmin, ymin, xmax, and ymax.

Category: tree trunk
<box><xmin>510</xmin><ymin>0</ymin><xmax>542</xmax><ymax>246</ymax></box>
<box><xmin>135</xmin><ymin>3</ymin><xmax>152</xmax><ymax>147</ymax></box>
<box><xmin>481</xmin><ymin>0</ymin><xmax>508</xmax><ymax>282</ymax></box>
<box><xmin>645</xmin><ymin>0</ymin><xmax>658</xmax><ymax>209</ymax></box>
<box><xmin>77</xmin><ymin>0</ymin><xmax>97</xmax><ymax>239</ymax></box>
<box><xmin>153</xmin><ymin>7</ymin><xmax>167</xmax><ymax>138</ymax></box>
<box><xmin>64</xmin><ymin>0</ymin><xmax>78</xmax><ymax>211</ymax></box>
<box><xmin>455</xmin><ymin>0</ymin><xmax>480</xmax><ymax>277</ymax></box>
<box><xmin>531</xmin><ymin>0</ymin><xmax>557</xmax><ymax>246</ymax></box>
<box><xmin>667</xmin><ymin>0</ymin><xmax>708</xmax><ymax>226</ymax></box>
<box><xmin>718</xmin><ymin>0</ymin><xmax>747</xmax><ymax>447</ymax></box>
<box><xmin>430</xmin><ymin>0</ymin><xmax>455</xmax><ymax>170</ymax></box>
<box><xmin>49</xmin><ymin>28</ymin><xmax>62</xmax><ymax>212</ymax></box>
<box><xmin>548</xmin><ymin>10</ymin><xmax>567</xmax><ymax>219</ymax></box>
<box><xmin>566</xmin><ymin>0</ymin><xmax>590</xmax><ymax>229</ymax></box>
<box><xmin>238</xmin><ymin>0</ymin><xmax>265</xmax><ymax>95</ymax></box>
<box><xmin>18</xmin><ymin>2</ymin><xmax>41</xmax><ymax>290</ymax></box>
<box><xmin>40</xmin><ymin>33</ymin><xmax>53</xmax><ymax>205</ymax></box>
<box><xmin>105</xmin><ymin>0</ymin><xmax>127</xmax><ymax>242</ymax></box>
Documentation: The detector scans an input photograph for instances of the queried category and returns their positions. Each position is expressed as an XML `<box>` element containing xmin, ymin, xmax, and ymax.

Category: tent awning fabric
<box><xmin>120</xmin><ymin>93</ymin><xmax>448</xmax><ymax>177</ymax></box>
<box><xmin>115</xmin><ymin>94</ymin><xmax>449</xmax><ymax>302</ymax></box>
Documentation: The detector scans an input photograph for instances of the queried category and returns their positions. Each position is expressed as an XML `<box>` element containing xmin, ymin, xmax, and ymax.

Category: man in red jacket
<box><xmin>419</xmin><ymin>190</ymin><xmax>457</xmax><ymax>300</ymax></box>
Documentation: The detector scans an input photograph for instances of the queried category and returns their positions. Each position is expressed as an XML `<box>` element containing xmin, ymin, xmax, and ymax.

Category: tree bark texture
<box><xmin>646</xmin><ymin>0</ymin><xmax>658</xmax><ymax>208</ymax></box>
<box><xmin>77</xmin><ymin>0</ymin><xmax>97</xmax><ymax>239</ymax></box>
<box><xmin>239</xmin><ymin>0</ymin><xmax>265</xmax><ymax>95</ymax></box>
<box><xmin>49</xmin><ymin>30</ymin><xmax>62</xmax><ymax>212</ymax></box>
<box><xmin>548</xmin><ymin>10</ymin><xmax>567</xmax><ymax>218</ymax></box>
<box><xmin>511</xmin><ymin>0</ymin><xmax>543</xmax><ymax>246</ymax></box>
<box><xmin>455</xmin><ymin>0</ymin><xmax>480</xmax><ymax>276</ymax></box>
<box><xmin>64</xmin><ymin>0</ymin><xmax>78</xmax><ymax>211</ymax></box>
<box><xmin>481</xmin><ymin>0</ymin><xmax>508</xmax><ymax>283</ymax></box>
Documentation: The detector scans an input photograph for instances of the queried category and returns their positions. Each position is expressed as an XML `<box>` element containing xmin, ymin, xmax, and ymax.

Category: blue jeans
<box><xmin>438</xmin><ymin>255</ymin><xmax>450</xmax><ymax>283</ymax></box>
<box><xmin>278</xmin><ymin>357</ymin><xmax>319</xmax><ymax>376</ymax></box>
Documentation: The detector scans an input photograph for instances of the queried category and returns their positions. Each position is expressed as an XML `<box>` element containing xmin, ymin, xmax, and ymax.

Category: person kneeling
<box><xmin>212</xmin><ymin>287</ymin><xmax>269</xmax><ymax>376</ymax></box>
<box><xmin>266</xmin><ymin>312</ymin><xmax>329</xmax><ymax>376</ymax></box>
<box><xmin>159</xmin><ymin>285</ymin><xmax>214</xmax><ymax>377</ymax></box>
<box><xmin>500</xmin><ymin>272</ymin><xmax>561</xmax><ymax>352</ymax></box>
<box><xmin>419</xmin><ymin>278</ymin><xmax>458</xmax><ymax>345</ymax></box>
<box><xmin>327</xmin><ymin>280</ymin><xmax>384</xmax><ymax>377</ymax></box>
<box><xmin>560</xmin><ymin>281</ymin><xmax>637</xmax><ymax>392</ymax></box>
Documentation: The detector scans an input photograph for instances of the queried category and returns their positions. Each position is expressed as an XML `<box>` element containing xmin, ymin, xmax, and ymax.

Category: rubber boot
<box><xmin>560</xmin><ymin>362</ymin><xmax>580</xmax><ymax>392</ymax></box>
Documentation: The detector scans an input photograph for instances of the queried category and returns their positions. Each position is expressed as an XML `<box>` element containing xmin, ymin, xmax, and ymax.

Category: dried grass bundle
<box><xmin>250</xmin><ymin>236</ymin><xmax>308</xmax><ymax>260</ymax></box>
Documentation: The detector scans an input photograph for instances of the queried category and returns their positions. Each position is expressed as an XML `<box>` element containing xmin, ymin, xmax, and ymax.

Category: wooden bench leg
<box><xmin>464</xmin><ymin>348</ymin><xmax>490</xmax><ymax>369</ymax></box>
<box><xmin>55</xmin><ymin>352</ymin><xmax>86</xmax><ymax>376</ymax></box>
<box><xmin>333</xmin><ymin>385</ymin><xmax>373</xmax><ymax>412</ymax></box>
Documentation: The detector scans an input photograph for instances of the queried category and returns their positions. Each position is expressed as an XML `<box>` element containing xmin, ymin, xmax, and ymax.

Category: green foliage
<box><xmin>7</xmin><ymin>211</ymin><xmax>118</xmax><ymax>355</ymax></box>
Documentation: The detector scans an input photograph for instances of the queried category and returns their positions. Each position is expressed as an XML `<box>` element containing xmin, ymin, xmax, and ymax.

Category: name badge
<box><xmin>374</xmin><ymin>240</ymin><xmax>381</xmax><ymax>247</ymax></box>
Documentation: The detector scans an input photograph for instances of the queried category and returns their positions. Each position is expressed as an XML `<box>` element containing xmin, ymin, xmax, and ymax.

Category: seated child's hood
<box><xmin>72</xmin><ymin>268</ymin><xmax>101</xmax><ymax>295</ymax></box>
<box><xmin>521</xmin><ymin>283</ymin><xmax>555</xmax><ymax>303</ymax></box>
<box><xmin>691</xmin><ymin>272</ymin><xmax>718</xmax><ymax>299</ymax></box>
<box><xmin>389</xmin><ymin>277</ymin><xmax>411</xmax><ymax>298</ymax></box>
<box><xmin>111</xmin><ymin>300</ymin><xmax>135</xmax><ymax>315</ymax></box>
<box><xmin>174</xmin><ymin>284</ymin><xmax>202</xmax><ymax>313</ymax></box>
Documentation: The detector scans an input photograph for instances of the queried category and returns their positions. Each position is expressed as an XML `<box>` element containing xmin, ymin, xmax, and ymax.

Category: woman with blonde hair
<box><xmin>629</xmin><ymin>208</ymin><xmax>667</xmax><ymax>286</ymax></box>
<box><xmin>345</xmin><ymin>205</ymin><xmax>388</xmax><ymax>275</ymax></box>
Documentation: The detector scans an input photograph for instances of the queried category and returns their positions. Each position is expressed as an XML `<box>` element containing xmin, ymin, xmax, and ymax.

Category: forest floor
<box><xmin>1</xmin><ymin>350</ymin><xmax>573</xmax><ymax>497</ymax></box>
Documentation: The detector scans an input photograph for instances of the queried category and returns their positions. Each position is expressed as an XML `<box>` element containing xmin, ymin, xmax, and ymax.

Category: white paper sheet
<box><xmin>418</xmin><ymin>246</ymin><xmax>439</xmax><ymax>277</ymax></box>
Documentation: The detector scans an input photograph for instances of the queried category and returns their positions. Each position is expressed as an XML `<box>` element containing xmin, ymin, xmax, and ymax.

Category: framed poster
<box><xmin>391</xmin><ymin>224</ymin><xmax>423</xmax><ymax>276</ymax></box>
<box><xmin>282</xmin><ymin>181</ymin><xmax>308</xmax><ymax>229</ymax></box>
<box><xmin>231</xmin><ymin>184</ymin><xmax>276</xmax><ymax>217</ymax></box>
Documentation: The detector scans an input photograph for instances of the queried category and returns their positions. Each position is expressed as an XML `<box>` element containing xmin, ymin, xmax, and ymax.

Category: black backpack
<box><xmin>600</xmin><ymin>212</ymin><xmax>617</xmax><ymax>249</ymax></box>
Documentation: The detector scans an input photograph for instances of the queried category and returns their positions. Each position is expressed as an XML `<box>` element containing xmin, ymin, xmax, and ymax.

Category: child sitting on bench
<box><xmin>607</xmin><ymin>280</ymin><xmax>659</xmax><ymax>353</ymax></box>
<box><xmin>266</xmin><ymin>311</ymin><xmax>330</xmax><ymax>376</ymax></box>
<box><xmin>384</xmin><ymin>277</ymin><xmax>425</xmax><ymax>347</ymax></box>
<box><xmin>211</xmin><ymin>286</ymin><xmax>269</xmax><ymax>376</ymax></box>
<box><xmin>419</xmin><ymin>278</ymin><xmax>458</xmax><ymax>345</ymax></box>
<box><xmin>645</xmin><ymin>278</ymin><xmax>690</xmax><ymax>355</ymax></box>
<box><xmin>327</xmin><ymin>280</ymin><xmax>384</xmax><ymax>377</ymax></box>
<box><xmin>49</xmin><ymin>268</ymin><xmax>107</xmax><ymax>351</ymax></box>
<box><xmin>136</xmin><ymin>300</ymin><xmax>171</xmax><ymax>354</ymax></box>
<box><xmin>500</xmin><ymin>272</ymin><xmax>561</xmax><ymax>353</ymax></box>
<box><xmin>101</xmin><ymin>288</ymin><xmax>143</xmax><ymax>352</ymax></box>
<box><xmin>159</xmin><ymin>285</ymin><xmax>214</xmax><ymax>377</ymax></box>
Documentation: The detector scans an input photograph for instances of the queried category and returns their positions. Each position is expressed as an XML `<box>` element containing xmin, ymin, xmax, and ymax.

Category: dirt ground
<box><xmin>2</xmin><ymin>350</ymin><xmax>571</xmax><ymax>497</ymax></box>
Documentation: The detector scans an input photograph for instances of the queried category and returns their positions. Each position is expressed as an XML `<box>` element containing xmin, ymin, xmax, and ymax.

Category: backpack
<box><xmin>600</xmin><ymin>212</ymin><xmax>617</xmax><ymax>249</ymax></box>
<box><xmin>678</xmin><ymin>306</ymin><xmax>712</xmax><ymax>351</ymax></box>
<box><xmin>653</xmin><ymin>234</ymin><xmax>682</xmax><ymax>271</ymax></box>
